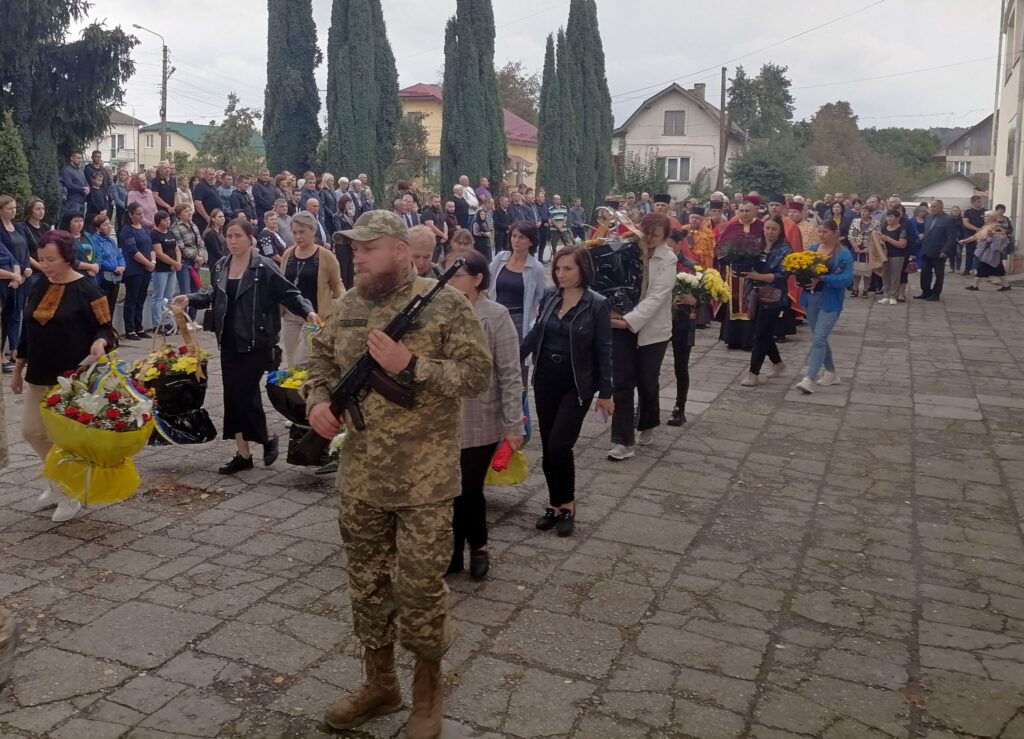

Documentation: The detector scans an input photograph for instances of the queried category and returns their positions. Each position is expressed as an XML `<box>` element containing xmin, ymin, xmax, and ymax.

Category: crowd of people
<box><xmin>1</xmin><ymin>150</ymin><xmax>1018</xmax><ymax>738</ymax></box>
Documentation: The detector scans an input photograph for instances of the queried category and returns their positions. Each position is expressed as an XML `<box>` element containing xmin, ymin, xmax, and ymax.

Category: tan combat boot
<box><xmin>324</xmin><ymin>645</ymin><xmax>403</xmax><ymax>730</ymax></box>
<box><xmin>406</xmin><ymin>657</ymin><xmax>443</xmax><ymax>739</ymax></box>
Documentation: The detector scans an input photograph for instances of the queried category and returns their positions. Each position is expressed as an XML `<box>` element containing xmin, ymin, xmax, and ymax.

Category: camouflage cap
<box><xmin>339</xmin><ymin>210</ymin><xmax>408</xmax><ymax>242</ymax></box>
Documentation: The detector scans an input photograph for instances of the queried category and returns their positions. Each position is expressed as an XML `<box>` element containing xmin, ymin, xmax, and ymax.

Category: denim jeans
<box><xmin>149</xmin><ymin>271</ymin><xmax>176</xmax><ymax>329</ymax></box>
<box><xmin>803</xmin><ymin>293</ymin><xmax>840</xmax><ymax>379</ymax></box>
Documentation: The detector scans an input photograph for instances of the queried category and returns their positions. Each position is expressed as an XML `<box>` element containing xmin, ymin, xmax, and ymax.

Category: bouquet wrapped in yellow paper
<box><xmin>40</xmin><ymin>362</ymin><xmax>155</xmax><ymax>505</ymax></box>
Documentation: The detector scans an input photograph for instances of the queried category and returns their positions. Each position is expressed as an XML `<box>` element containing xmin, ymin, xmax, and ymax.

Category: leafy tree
<box><xmin>615</xmin><ymin>145</ymin><xmax>666</xmax><ymax>200</ymax></box>
<box><xmin>0</xmin><ymin>110</ymin><xmax>32</xmax><ymax>206</ymax></box>
<box><xmin>0</xmin><ymin>2</ymin><xmax>136</xmax><ymax>210</ymax></box>
<box><xmin>861</xmin><ymin>127</ymin><xmax>942</xmax><ymax>171</ymax></box>
<box><xmin>199</xmin><ymin>94</ymin><xmax>264</xmax><ymax>173</ymax></box>
<box><xmin>727</xmin><ymin>136</ymin><xmax>814</xmax><ymax>195</ymax></box>
<box><xmin>562</xmin><ymin>0</ymin><xmax>613</xmax><ymax>212</ymax></box>
<box><xmin>496</xmin><ymin>61</ymin><xmax>540</xmax><ymax>125</ymax></box>
<box><xmin>440</xmin><ymin>0</ymin><xmax>507</xmax><ymax>191</ymax></box>
<box><xmin>728</xmin><ymin>63</ymin><xmax>794</xmax><ymax>139</ymax></box>
<box><xmin>807</xmin><ymin>101</ymin><xmax>861</xmax><ymax>166</ymax></box>
<box><xmin>727</xmin><ymin>66</ymin><xmax>759</xmax><ymax>137</ymax></box>
<box><xmin>170</xmin><ymin>150</ymin><xmax>195</xmax><ymax>178</ymax></box>
<box><xmin>687</xmin><ymin>167</ymin><xmax>713</xmax><ymax>203</ymax></box>
<box><xmin>385</xmin><ymin>113</ymin><xmax>430</xmax><ymax>185</ymax></box>
<box><xmin>264</xmin><ymin>0</ymin><xmax>322</xmax><ymax>174</ymax></box>
<box><xmin>325</xmin><ymin>0</ymin><xmax>401</xmax><ymax>188</ymax></box>
<box><xmin>753</xmin><ymin>63</ymin><xmax>795</xmax><ymax>139</ymax></box>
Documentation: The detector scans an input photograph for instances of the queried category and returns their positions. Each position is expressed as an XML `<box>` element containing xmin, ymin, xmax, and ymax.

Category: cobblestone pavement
<box><xmin>1</xmin><ymin>279</ymin><xmax>1024</xmax><ymax>738</ymax></box>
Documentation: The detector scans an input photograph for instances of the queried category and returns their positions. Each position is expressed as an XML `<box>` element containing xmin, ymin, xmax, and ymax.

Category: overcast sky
<box><xmin>83</xmin><ymin>0</ymin><xmax>1001</xmax><ymax>132</ymax></box>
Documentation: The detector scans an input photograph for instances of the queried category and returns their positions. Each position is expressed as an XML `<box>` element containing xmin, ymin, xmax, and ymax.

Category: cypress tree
<box><xmin>0</xmin><ymin>110</ymin><xmax>32</xmax><ymax>206</ymax></box>
<box><xmin>440</xmin><ymin>0</ymin><xmax>507</xmax><ymax>191</ymax></box>
<box><xmin>563</xmin><ymin>0</ymin><xmax>612</xmax><ymax>212</ymax></box>
<box><xmin>263</xmin><ymin>0</ymin><xmax>322</xmax><ymax>174</ymax></box>
<box><xmin>325</xmin><ymin>0</ymin><xmax>401</xmax><ymax>188</ymax></box>
<box><xmin>555</xmin><ymin>28</ymin><xmax>578</xmax><ymax>203</ymax></box>
<box><xmin>536</xmin><ymin>35</ymin><xmax>558</xmax><ymax>193</ymax></box>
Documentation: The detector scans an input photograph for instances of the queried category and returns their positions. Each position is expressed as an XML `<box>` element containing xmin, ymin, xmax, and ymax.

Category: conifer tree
<box><xmin>325</xmin><ymin>0</ymin><xmax>401</xmax><ymax>187</ymax></box>
<box><xmin>440</xmin><ymin>0</ymin><xmax>507</xmax><ymax>191</ymax></box>
<box><xmin>264</xmin><ymin>0</ymin><xmax>322</xmax><ymax>174</ymax></box>
<box><xmin>0</xmin><ymin>110</ymin><xmax>32</xmax><ymax>206</ymax></box>
<box><xmin>536</xmin><ymin>35</ymin><xmax>558</xmax><ymax>191</ymax></box>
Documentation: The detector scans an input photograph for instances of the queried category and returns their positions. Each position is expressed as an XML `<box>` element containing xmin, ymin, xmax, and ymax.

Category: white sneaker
<box><xmin>637</xmin><ymin>429</ymin><xmax>655</xmax><ymax>446</ymax></box>
<box><xmin>607</xmin><ymin>444</ymin><xmax>635</xmax><ymax>461</ymax></box>
<box><xmin>889</xmin><ymin>298</ymin><xmax>898</xmax><ymax>305</ymax></box>
<box><xmin>740</xmin><ymin>372</ymin><xmax>759</xmax><ymax>387</ymax></box>
<box><xmin>35</xmin><ymin>484</ymin><xmax>64</xmax><ymax>510</ymax></box>
<box><xmin>51</xmin><ymin>497</ymin><xmax>82</xmax><ymax>523</ymax></box>
<box><xmin>795</xmin><ymin>377</ymin><xmax>815</xmax><ymax>395</ymax></box>
<box><xmin>818</xmin><ymin>371</ymin><xmax>841</xmax><ymax>386</ymax></box>
<box><xmin>877</xmin><ymin>298</ymin><xmax>890</xmax><ymax>304</ymax></box>
<box><xmin>766</xmin><ymin>362</ymin><xmax>786</xmax><ymax>379</ymax></box>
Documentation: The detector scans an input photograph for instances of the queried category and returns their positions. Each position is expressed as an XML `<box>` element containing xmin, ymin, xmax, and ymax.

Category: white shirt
<box><xmin>463</xmin><ymin>186</ymin><xmax>480</xmax><ymax>214</ymax></box>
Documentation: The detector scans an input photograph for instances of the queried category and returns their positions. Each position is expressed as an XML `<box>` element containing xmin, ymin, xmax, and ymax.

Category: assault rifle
<box><xmin>289</xmin><ymin>258</ymin><xmax>466</xmax><ymax>467</ymax></box>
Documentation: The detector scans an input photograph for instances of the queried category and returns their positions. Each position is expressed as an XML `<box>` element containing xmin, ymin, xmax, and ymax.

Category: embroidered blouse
<box><xmin>17</xmin><ymin>276</ymin><xmax>118</xmax><ymax>385</ymax></box>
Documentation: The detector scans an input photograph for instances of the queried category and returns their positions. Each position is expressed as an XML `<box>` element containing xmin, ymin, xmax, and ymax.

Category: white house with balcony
<box><xmin>88</xmin><ymin>110</ymin><xmax>146</xmax><ymax>171</ymax></box>
<box><xmin>612</xmin><ymin>82</ymin><xmax>745</xmax><ymax>200</ymax></box>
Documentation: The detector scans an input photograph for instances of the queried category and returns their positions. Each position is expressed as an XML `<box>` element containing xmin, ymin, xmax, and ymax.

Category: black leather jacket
<box><xmin>521</xmin><ymin>287</ymin><xmax>614</xmax><ymax>402</ymax></box>
<box><xmin>187</xmin><ymin>251</ymin><xmax>313</xmax><ymax>354</ymax></box>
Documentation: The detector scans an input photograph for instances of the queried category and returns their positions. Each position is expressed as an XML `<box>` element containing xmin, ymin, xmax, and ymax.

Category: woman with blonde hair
<box><xmin>449</xmin><ymin>228</ymin><xmax>475</xmax><ymax>256</ymax></box>
<box><xmin>961</xmin><ymin>211</ymin><xmax>1012</xmax><ymax>292</ymax></box>
<box><xmin>279</xmin><ymin>211</ymin><xmax>340</xmax><ymax>367</ymax></box>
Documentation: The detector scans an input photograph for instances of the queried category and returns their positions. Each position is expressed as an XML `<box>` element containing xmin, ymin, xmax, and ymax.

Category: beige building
<box><xmin>936</xmin><ymin>114</ymin><xmax>993</xmax><ymax>190</ymax></box>
<box><xmin>398</xmin><ymin>84</ymin><xmax>538</xmax><ymax>189</ymax></box>
<box><xmin>612</xmin><ymin>83</ymin><xmax>746</xmax><ymax>201</ymax></box>
<box><xmin>991</xmin><ymin>0</ymin><xmax>1024</xmax><ymax>273</ymax></box>
<box><xmin>88</xmin><ymin>110</ymin><xmax>146</xmax><ymax>171</ymax></box>
<box><xmin>136</xmin><ymin>121</ymin><xmax>264</xmax><ymax>172</ymax></box>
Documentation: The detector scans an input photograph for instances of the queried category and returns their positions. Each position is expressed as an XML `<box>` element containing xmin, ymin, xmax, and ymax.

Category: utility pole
<box><xmin>133</xmin><ymin>24</ymin><xmax>175</xmax><ymax>162</ymax></box>
<box><xmin>716</xmin><ymin>66</ymin><xmax>728</xmax><ymax>192</ymax></box>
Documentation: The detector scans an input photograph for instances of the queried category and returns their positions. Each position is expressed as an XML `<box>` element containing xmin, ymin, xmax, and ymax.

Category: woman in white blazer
<box><xmin>607</xmin><ymin>212</ymin><xmax>678</xmax><ymax>461</ymax></box>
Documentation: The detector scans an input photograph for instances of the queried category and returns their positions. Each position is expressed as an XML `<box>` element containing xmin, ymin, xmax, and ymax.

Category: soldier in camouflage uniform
<box><xmin>305</xmin><ymin>210</ymin><xmax>491</xmax><ymax>739</ymax></box>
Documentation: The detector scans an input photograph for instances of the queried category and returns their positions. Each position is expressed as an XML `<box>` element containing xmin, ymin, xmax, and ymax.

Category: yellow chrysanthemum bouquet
<box><xmin>782</xmin><ymin>251</ymin><xmax>829</xmax><ymax>287</ymax></box>
<box><xmin>673</xmin><ymin>266</ymin><xmax>732</xmax><ymax>314</ymax></box>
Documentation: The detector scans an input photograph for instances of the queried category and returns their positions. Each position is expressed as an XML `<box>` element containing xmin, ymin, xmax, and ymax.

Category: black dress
<box><xmin>219</xmin><ymin>279</ymin><xmax>270</xmax><ymax>444</ymax></box>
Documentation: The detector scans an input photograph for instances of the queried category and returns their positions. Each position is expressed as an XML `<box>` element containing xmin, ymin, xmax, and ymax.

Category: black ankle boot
<box><xmin>667</xmin><ymin>408</ymin><xmax>686</xmax><ymax>427</ymax></box>
<box><xmin>218</xmin><ymin>453</ymin><xmax>254</xmax><ymax>475</ymax></box>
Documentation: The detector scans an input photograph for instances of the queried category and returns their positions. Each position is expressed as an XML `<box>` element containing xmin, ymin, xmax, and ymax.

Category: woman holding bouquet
<box><xmin>738</xmin><ymin>217</ymin><xmax>792</xmax><ymax>387</ymax></box>
<box><xmin>174</xmin><ymin>219</ymin><xmax>319</xmax><ymax>474</ymax></box>
<box><xmin>9</xmin><ymin>230</ymin><xmax>117</xmax><ymax>522</ymax></box>
<box><xmin>795</xmin><ymin>220</ymin><xmax>854</xmax><ymax>395</ymax></box>
<box><xmin>666</xmin><ymin>229</ymin><xmax>698</xmax><ymax>426</ymax></box>
<box><xmin>279</xmin><ymin>211</ymin><xmax>342</xmax><ymax>367</ymax></box>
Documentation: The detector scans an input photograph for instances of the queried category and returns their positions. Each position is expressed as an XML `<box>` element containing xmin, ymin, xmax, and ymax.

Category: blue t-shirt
<box><xmin>119</xmin><ymin>224</ymin><xmax>153</xmax><ymax>277</ymax></box>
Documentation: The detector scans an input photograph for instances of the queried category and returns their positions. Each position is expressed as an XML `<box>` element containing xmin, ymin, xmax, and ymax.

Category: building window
<box><xmin>657</xmin><ymin>156</ymin><xmax>691</xmax><ymax>183</ymax></box>
<box><xmin>144</xmin><ymin>134</ymin><xmax>154</xmax><ymax>149</ymax></box>
<box><xmin>164</xmin><ymin>134</ymin><xmax>172</xmax><ymax>149</ymax></box>
<box><xmin>663</xmin><ymin>110</ymin><xmax>686</xmax><ymax>136</ymax></box>
<box><xmin>405</xmin><ymin>111</ymin><xmax>426</xmax><ymax>125</ymax></box>
<box><xmin>109</xmin><ymin>133</ymin><xmax>125</xmax><ymax>159</ymax></box>
<box><xmin>952</xmin><ymin>161</ymin><xmax>972</xmax><ymax>176</ymax></box>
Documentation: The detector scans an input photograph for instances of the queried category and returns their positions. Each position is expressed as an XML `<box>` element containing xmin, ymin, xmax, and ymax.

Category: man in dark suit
<box><xmin>916</xmin><ymin>199</ymin><xmax>958</xmax><ymax>301</ymax></box>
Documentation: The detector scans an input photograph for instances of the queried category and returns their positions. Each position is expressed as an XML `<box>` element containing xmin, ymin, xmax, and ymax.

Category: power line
<box><xmin>607</xmin><ymin>0</ymin><xmax>888</xmax><ymax>102</ymax></box>
<box><xmin>795</xmin><ymin>56</ymin><xmax>996</xmax><ymax>89</ymax></box>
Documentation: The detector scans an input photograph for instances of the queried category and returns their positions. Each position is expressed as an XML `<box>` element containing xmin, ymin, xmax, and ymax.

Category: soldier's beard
<box><xmin>355</xmin><ymin>265</ymin><xmax>408</xmax><ymax>300</ymax></box>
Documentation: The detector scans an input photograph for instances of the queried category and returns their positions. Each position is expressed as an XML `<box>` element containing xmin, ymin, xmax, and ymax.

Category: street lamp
<box><xmin>132</xmin><ymin>24</ymin><xmax>175</xmax><ymax>161</ymax></box>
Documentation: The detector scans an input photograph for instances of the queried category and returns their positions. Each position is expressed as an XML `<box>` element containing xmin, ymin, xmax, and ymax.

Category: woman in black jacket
<box><xmin>521</xmin><ymin>245</ymin><xmax>614</xmax><ymax>536</ymax></box>
<box><xmin>174</xmin><ymin>219</ymin><xmax>319</xmax><ymax>475</ymax></box>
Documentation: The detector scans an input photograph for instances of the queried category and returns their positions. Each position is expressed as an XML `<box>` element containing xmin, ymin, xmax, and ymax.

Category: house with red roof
<box><xmin>398</xmin><ymin>83</ymin><xmax>538</xmax><ymax>189</ymax></box>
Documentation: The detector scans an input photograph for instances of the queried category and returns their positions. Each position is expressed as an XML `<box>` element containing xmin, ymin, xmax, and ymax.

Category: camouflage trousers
<box><xmin>338</xmin><ymin>495</ymin><xmax>454</xmax><ymax>661</ymax></box>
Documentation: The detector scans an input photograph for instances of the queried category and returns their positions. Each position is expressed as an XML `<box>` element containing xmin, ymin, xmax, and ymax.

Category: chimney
<box><xmin>186</xmin><ymin>120</ymin><xmax>194</xmax><ymax>125</ymax></box>
<box><xmin>692</xmin><ymin>83</ymin><xmax>706</xmax><ymax>100</ymax></box>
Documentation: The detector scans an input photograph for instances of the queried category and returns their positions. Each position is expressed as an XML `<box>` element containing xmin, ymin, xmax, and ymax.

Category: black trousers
<box><xmin>611</xmin><ymin>329</ymin><xmax>668</xmax><ymax>446</ymax></box>
<box><xmin>99</xmin><ymin>279</ymin><xmax>120</xmax><ymax>319</ymax></box>
<box><xmin>534</xmin><ymin>356</ymin><xmax>590</xmax><ymax>507</ymax></box>
<box><xmin>671</xmin><ymin>314</ymin><xmax>694</xmax><ymax>412</ymax></box>
<box><xmin>749</xmin><ymin>307</ymin><xmax>782</xmax><ymax>375</ymax></box>
<box><xmin>453</xmin><ymin>442</ymin><xmax>498</xmax><ymax>553</ymax></box>
<box><xmin>494</xmin><ymin>230</ymin><xmax>508</xmax><ymax>252</ymax></box>
<box><xmin>919</xmin><ymin>254</ymin><xmax>946</xmax><ymax>297</ymax></box>
<box><xmin>122</xmin><ymin>273</ymin><xmax>151</xmax><ymax>333</ymax></box>
<box><xmin>538</xmin><ymin>226</ymin><xmax>550</xmax><ymax>261</ymax></box>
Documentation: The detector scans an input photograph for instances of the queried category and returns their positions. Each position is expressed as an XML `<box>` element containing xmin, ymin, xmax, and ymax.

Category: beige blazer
<box><xmin>280</xmin><ymin>245</ymin><xmax>344</xmax><ymax>319</ymax></box>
